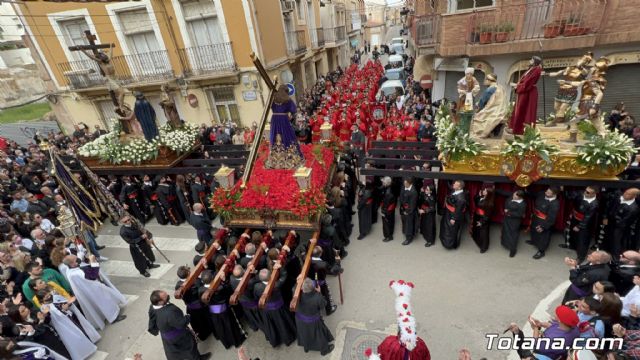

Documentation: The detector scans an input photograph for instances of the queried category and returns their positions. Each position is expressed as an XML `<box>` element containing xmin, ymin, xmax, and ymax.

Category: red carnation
<box><xmin>364</xmin><ymin>348</ymin><xmax>372</xmax><ymax>357</ymax></box>
<box><xmin>403</xmin><ymin>303</ymin><xmax>408</xmax><ymax>309</ymax></box>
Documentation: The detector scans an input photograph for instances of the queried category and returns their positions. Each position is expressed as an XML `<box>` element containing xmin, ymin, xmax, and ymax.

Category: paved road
<box><xmin>0</xmin><ymin>120</ymin><xmax>60</xmax><ymax>146</ymax></box>
<box><xmin>89</xmin><ymin>211</ymin><xmax>571</xmax><ymax>360</ymax></box>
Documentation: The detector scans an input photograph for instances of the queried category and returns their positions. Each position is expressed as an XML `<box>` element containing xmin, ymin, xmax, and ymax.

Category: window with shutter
<box><xmin>58</xmin><ymin>18</ymin><xmax>90</xmax><ymax>61</ymax></box>
<box><xmin>180</xmin><ymin>0</ymin><xmax>223</xmax><ymax>46</ymax></box>
<box><xmin>207</xmin><ymin>87</ymin><xmax>240</xmax><ymax>124</ymax></box>
<box><xmin>96</xmin><ymin>100</ymin><xmax>119</xmax><ymax>126</ymax></box>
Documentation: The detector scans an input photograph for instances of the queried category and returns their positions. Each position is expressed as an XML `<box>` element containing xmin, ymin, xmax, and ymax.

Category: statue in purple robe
<box><xmin>265</xmin><ymin>85</ymin><xmax>304</xmax><ymax>169</ymax></box>
<box><xmin>133</xmin><ymin>91</ymin><xmax>159</xmax><ymax>141</ymax></box>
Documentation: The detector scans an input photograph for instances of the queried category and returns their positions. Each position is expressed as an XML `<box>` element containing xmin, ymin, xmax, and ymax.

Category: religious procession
<box><xmin>2</xmin><ymin>1</ymin><xmax>640</xmax><ymax>360</ymax></box>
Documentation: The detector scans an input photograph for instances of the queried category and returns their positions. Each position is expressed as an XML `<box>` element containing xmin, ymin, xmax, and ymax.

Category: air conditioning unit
<box><xmin>63</xmin><ymin>68</ymin><xmax>98</xmax><ymax>89</ymax></box>
<box><xmin>282</xmin><ymin>0</ymin><xmax>295</xmax><ymax>13</ymax></box>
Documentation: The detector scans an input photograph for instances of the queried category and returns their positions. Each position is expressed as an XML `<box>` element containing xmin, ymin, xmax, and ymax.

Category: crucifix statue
<box><xmin>69</xmin><ymin>31</ymin><xmax>127</xmax><ymax>116</ymax></box>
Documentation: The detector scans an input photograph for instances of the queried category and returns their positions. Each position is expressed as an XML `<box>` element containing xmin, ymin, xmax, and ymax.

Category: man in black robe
<box><xmin>156</xmin><ymin>176</ymin><xmax>184</xmax><ymax>225</ymax></box>
<box><xmin>239</xmin><ymin>242</ymin><xmax>268</xmax><ymax>270</ymax></box>
<box><xmin>295</xmin><ymin>278</ymin><xmax>335</xmax><ymax>355</ymax></box>
<box><xmin>399</xmin><ymin>177</ymin><xmax>418</xmax><ymax>245</ymax></box>
<box><xmin>119</xmin><ymin>176</ymin><xmax>148</xmax><ymax>224</ymax></box>
<box><xmin>198</xmin><ymin>270</ymin><xmax>246</xmax><ymax>349</ymax></box>
<box><xmin>440</xmin><ymin>180</ymin><xmax>466</xmax><ymax>249</ymax></box>
<box><xmin>148</xmin><ymin>290</ymin><xmax>211</xmax><ymax>360</ymax></box>
<box><xmin>602</xmin><ymin>188</ymin><xmax>640</xmax><ymax>259</ymax></box>
<box><xmin>326</xmin><ymin>201</ymin><xmax>348</xmax><ymax>247</ymax></box>
<box><xmin>381</xmin><ymin>176</ymin><xmax>397</xmax><ymax>242</ymax></box>
<box><xmin>253</xmin><ymin>265</ymin><xmax>297</xmax><ymax>347</ymax></box>
<box><xmin>561</xmin><ymin>250</ymin><xmax>611</xmax><ymax>303</ymax></box>
<box><xmin>119</xmin><ymin>215</ymin><xmax>159</xmax><ymax>277</ymax></box>
<box><xmin>141</xmin><ymin>175</ymin><xmax>165</xmax><ymax>224</ymax></box>
<box><xmin>527</xmin><ymin>187</ymin><xmax>560</xmax><ymax>259</ymax></box>
<box><xmin>190</xmin><ymin>175</ymin><xmax>212</xmax><ymax>218</ymax></box>
<box><xmin>230</xmin><ymin>264</ymin><xmax>263</xmax><ymax>332</ymax></box>
<box><xmin>500</xmin><ymin>190</ymin><xmax>526</xmax><ymax>257</ymax></box>
<box><xmin>560</xmin><ymin>186</ymin><xmax>599</xmax><ymax>263</ymax></box>
<box><xmin>350</xmin><ymin>125</ymin><xmax>366</xmax><ymax>167</ymax></box>
<box><xmin>175</xmin><ymin>266</ymin><xmax>211</xmax><ymax>340</ymax></box>
<box><xmin>191</xmin><ymin>203</ymin><xmax>213</xmax><ymax>245</ymax></box>
<box><xmin>308</xmin><ymin>247</ymin><xmax>338</xmax><ymax>315</ymax></box>
<box><xmin>418</xmin><ymin>181</ymin><xmax>437</xmax><ymax>247</ymax></box>
<box><xmin>356</xmin><ymin>183</ymin><xmax>373</xmax><ymax>240</ymax></box>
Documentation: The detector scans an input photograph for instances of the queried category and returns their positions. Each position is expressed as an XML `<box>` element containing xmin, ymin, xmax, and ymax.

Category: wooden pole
<box><xmin>201</xmin><ymin>232</ymin><xmax>250</xmax><ymax>302</ymax></box>
<box><xmin>229</xmin><ymin>231</ymin><xmax>273</xmax><ymax>305</ymax></box>
<box><xmin>259</xmin><ymin>231</ymin><xmax>297</xmax><ymax>309</ymax></box>
<box><xmin>241</xmin><ymin>54</ymin><xmax>278</xmax><ymax>189</ymax></box>
<box><xmin>175</xmin><ymin>228</ymin><xmax>248</xmax><ymax>299</ymax></box>
<box><xmin>289</xmin><ymin>233</ymin><xmax>319</xmax><ymax>312</ymax></box>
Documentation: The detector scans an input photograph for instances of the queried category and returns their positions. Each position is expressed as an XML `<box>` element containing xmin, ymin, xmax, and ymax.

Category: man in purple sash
<box><xmin>148</xmin><ymin>290</ymin><xmax>211</xmax><ymax>360</ymax></box>
<box><xmin>561</xmin><ymin>251</ymin><xmax>611</xmax><ymax>304</ymax></box>
<box><xmin>295</xmin><ymin>278</ymin><xmax>335</xmax><ymax>355</ymax></box>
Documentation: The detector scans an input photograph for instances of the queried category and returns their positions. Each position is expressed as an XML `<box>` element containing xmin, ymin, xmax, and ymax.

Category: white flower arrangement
<box><xmin>434</xmin><ymin>105</ymin><xmax>485</xmax><ymax>162</ymax></box>
<box><xmin>577</xmin><ymin>129</ymin><xmax>638</xmax><ymax>170</ymax></box>
<box><xmin>501</xmin><ymin>125</ymin><xmax>558</xmax><ymax>161</ymax></box>
<box><xmin>78</xmin><ymin>122</ymin><xmax>198</xmax><ymax>165</ymax></box>
<box><xmin>160</xmin><ymin>123</ymin><xmax>199</xmax><ymax>154</ymax></box>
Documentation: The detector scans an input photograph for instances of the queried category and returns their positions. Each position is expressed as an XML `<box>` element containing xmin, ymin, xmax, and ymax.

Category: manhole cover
<box><xmin>341</xmin><ymin>326</ymin><xmax>388</xmax><ymax>360</ymax></box>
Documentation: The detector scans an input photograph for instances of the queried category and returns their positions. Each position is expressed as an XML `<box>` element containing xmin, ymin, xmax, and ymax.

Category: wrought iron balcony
<box><xmin>57</xmin><ymin>59</ymin><xmax>106</xmax><ymax>90</ymax></box>
<box><xmin>334</xmin><ymin>26</ymin><xmax>346</xmax><ymax>42</ymax></box>
<box><xmin>412</xmin><ymin>14</ymin><xmax>439</xmax><ymax>46</ymax></box>
<box><xmin>57</xmin><ymin>50</ymin><xmax>174</xmax><ymax>90</ymax></box>
<box><xmin>311</xmin><ymin>28</ymin><xmax>325</xmax><ymax>48</ymax></box>
<box><xmin>178</xmin><ymin>43</ymin><xmax>237</xmax><ymax>77</ymax></box>
<box><xmin>286</xmin><ymin>30</ymin><xmax>307</xmax><ymax>56</ymax></box>
<box><xmin>112</xmin><ymin>50</ymin><xmax>174</xmax><ymax>85</ymax></box>
<box><xmin>466</xmin><ymin>0</ymin><xmax>606</xmax><ymax>45</ymax></box>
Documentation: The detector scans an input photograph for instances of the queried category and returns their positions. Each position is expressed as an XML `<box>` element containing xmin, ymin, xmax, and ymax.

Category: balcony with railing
<box><xmin>58</xmin><ymin>50</ymin><xmax>174</xmax><ymax>90</ymax></box>
<box><xmin>411</xmin><ymin>14</ymin><xmax>439</xmax><ymax>47</ymax></box>
<box><xmin>178</xmin><ymin>42</ymin><xmax>236</xmax><ymax>77</ymax></box>
<box><xmin>286</xmin><ymin>30</ymin><xmax>307</xmax><ymax>56</ymax></box>
<box><xmin>310</xmin><ymin>28</ymin><xmax>325</xmax><ymax>48</ymax></box>
<box><xmin>334</xmin><ymin>26</ymin><xmax>347</xmax><ymax>43</ymax></box>
<box><xmin>463</xmin><ymin>0</ymin><xmax>606</xmax><ymax>56</ymax></box>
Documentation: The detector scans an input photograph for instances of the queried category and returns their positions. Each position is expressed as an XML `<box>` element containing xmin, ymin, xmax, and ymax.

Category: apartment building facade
<box><xmin>407</xmin><ymin>0</ymin><xmax>640</xmax><ymax>118</ymax></box>
<box><xmin>14</xmin><ymin>0</ymin><xmax>347</xmax><ymax>133</ymax></box>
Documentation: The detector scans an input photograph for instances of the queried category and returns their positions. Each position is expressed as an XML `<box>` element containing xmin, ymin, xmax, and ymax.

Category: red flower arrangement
<box><xmin>210</xmin><ymin>182</ymin><xmax>242</xmax><ymax>220</ymax></box>
<box><xmin>289</xmin><ymin>185</ymin><xmax>327</xmax><ymax>218</ymax></box>
<box><xmin>237</xmin><ymin>143</ymin><xmax>334</xmax><ymax>211</ymax></box>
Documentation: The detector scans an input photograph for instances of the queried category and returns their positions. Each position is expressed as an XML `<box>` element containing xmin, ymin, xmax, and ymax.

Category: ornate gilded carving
<box><xmin>443</xmin><ymin>152</ymin><xmax>624</xmax><ymax>186</ymax></box>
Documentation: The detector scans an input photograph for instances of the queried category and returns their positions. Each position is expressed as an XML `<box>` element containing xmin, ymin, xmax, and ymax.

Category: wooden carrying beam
<box><xmin>290</xmin><ymin>233</ymin><xmax>319</xmax><ymax>312</ymax></box>
<box><xmin>68</xmin><ymin>43</ymin><xmax>113</xmax><ymax>51</ymax></box>
<box><xmin>201</xmin><ymin>231</ymin><xmax>251</xmax><ymax>302</ymax></box>
<box><xmin>174</xmin><ymin>228</ymin><xmax>246</xmax><ymax>299</ymax></box>
<box><xmin>259</xmin><ymin>231</ymin><xmax>296</xmax><ymax>309</ymax></box>
<box><xmin>230</xmin><ymin>231</ymin><xmax>273</xmax><ymax>305</ymax></box>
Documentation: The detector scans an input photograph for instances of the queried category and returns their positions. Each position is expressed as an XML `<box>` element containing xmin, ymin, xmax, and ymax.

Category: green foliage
<box><xmin>576</xmin><ymin>129</ymin><xmax>638</xmax><ymax>170</ymax></box>
<box><xmin>501</xmin><ymin>125</ymin><xmax>559</xmax><ymax>162</ymax></box>
<box><xmin>435</xmin><ymin>105</ymin><xmax>486</xmax><ymax>162</ymax></box>
<box><xmin>497</xmin><ymin>21</ymin><xmax>515</xmax><ymax>32</ymax></box>
<box><xmin>478</xmin><ymin>23</ymin><xmax>495</xmax><ymax>33</ymax></box>
<box><xmin>0</xmin><ymin>102</ymin><xmax>52</xmax><ymax>124</ymax></box>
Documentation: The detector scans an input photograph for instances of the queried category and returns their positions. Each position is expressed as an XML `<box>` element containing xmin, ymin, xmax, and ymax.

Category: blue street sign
<box><xmin>286</xmin><ymin>83</ymin><xmax>295</xmax><ymax>96</ymax></box>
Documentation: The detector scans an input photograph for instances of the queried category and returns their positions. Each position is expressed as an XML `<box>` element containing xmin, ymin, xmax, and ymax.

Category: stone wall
<box><xmin>0</xmin><ymin>65</ymin><xmax>47</xmax><ymax>108</ymax></box>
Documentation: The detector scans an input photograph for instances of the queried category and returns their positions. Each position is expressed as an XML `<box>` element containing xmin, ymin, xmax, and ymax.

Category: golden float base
<box><xmin>225</xmin><ymin>209</ymin><xmax>321</xmax><ymax>231</ymax></box>
<box><xmin>442</xmin><ymin>152</ymin><xmax>625</xmax><ymax>181</ymax></box>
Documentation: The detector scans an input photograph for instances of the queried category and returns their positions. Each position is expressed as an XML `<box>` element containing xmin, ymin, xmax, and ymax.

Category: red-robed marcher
<box><xmin>509</xmin><ymin>56</ymin><xmax>542</xmax><ymax>135</ymax></box>
<box><xmin>404</xmin><ymin>124</ymin><xmax>417</xmax><ymax>142</ymax></box>
<box><xmin>310</xmin><ymin>115</ymin><xmax>323</xmax><ymax>143</ymax></box>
